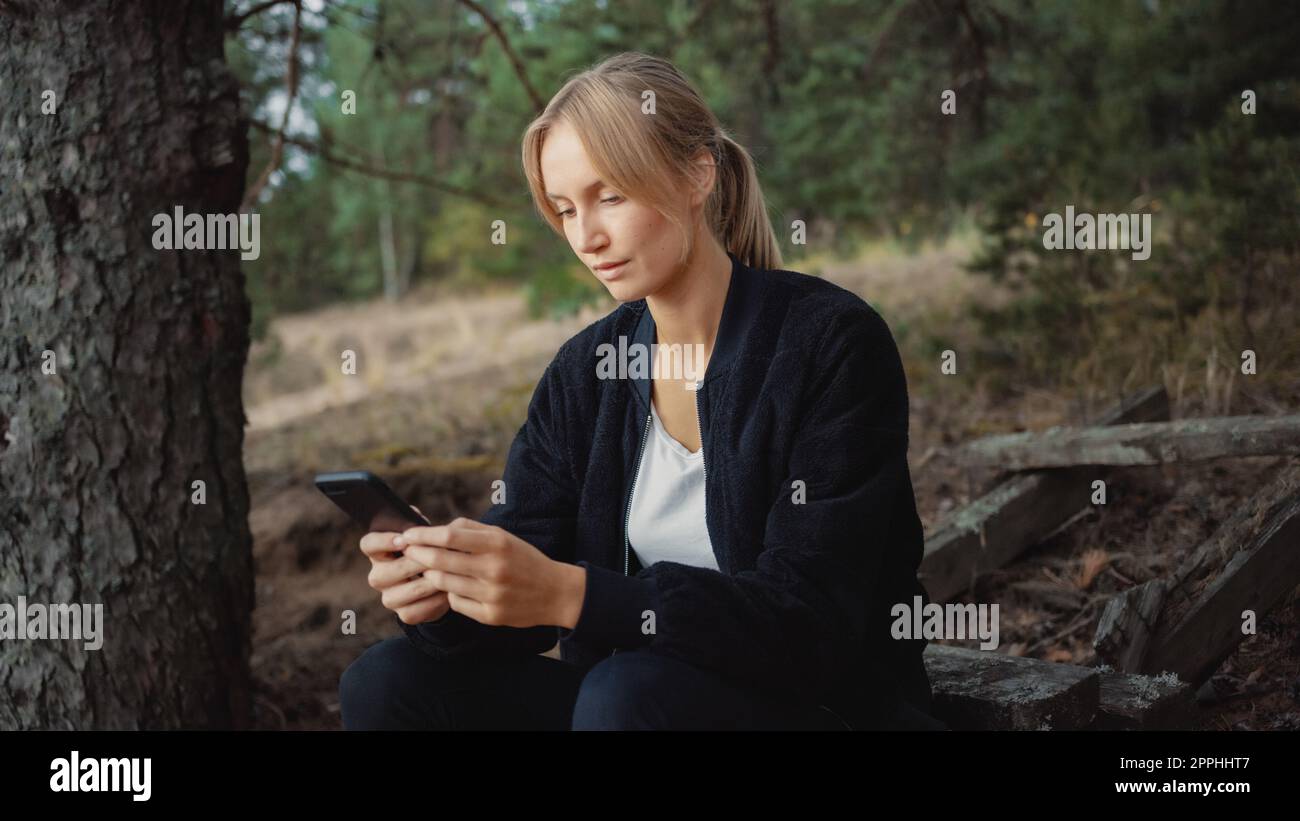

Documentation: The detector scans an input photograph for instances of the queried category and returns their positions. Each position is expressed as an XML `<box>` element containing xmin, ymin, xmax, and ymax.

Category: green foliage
<box><xmin>522</xmin><ymin>260</ymin><xmax>607</xmax><ymax>319</ymax></box>
<box><xmin>958</xmin><ymin>0</ymin><xmax>1300</xmax><ymax>390</ymax></box>
<box><xmin>226</xmin><ymin>0</ymin><xmax>1300</xmax><ymax>393</ymax></box>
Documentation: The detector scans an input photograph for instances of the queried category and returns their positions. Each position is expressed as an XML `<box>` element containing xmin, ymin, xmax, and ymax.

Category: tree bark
<box><xmin>0</xmin><ymin>0</ymin><xmax>253</xmax><ymax>728</ymax></box>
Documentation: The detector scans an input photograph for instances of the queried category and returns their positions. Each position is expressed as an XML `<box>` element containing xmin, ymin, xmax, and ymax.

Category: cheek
<box><xmin>627</xmin><ymin>208</ymin><xmax>670</xmax><ymax>245</ymax></box>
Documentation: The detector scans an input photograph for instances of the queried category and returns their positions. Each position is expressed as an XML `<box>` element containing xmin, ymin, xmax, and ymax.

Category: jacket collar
<box><xmin>629</xmin><ymin>251</ymin><xmax>766</xmax><ymax>412</ymax></box>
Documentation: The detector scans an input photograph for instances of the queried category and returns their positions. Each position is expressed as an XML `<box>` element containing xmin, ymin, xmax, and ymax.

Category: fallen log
<box><xmin>924</xmin><ymin>644</ymin><xmax>1099</xmax><ymax>730</ymax></box>
<box><xmin>921</xmin><ymin>386</ymin><xmax>1168</xmax><ymax>602</ymax></box>
<box><xmin>1094</xmin><ymin>668</ymin><xmax>1196</xmax><ymax>730</ymax></box>
<box><xmin>1095</xmin><ymin>462</ymin><xmax>1300</xmax><ymax>685</ymax></box>
<box><xmin>1130</xmin><ymin>463</ymin><xmax>1300</xmax><ymax>685</ymax></box>
<box><xmin>958</xmin><ymin>414</ymin><xmax>1300</xmax><ymax>471</ymax></box>
<box><xmin>1093</xmin><ymin>578</ymin><xmax>1168</xmax><ymax>672</ymax></box>
<box><xmin>923</xmin><ymin>644</ymin><xmax>1196</xmax><ymax>730</ymax></box>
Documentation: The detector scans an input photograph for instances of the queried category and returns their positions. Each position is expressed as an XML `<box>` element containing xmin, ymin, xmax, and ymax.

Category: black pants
<box><xmin>340</xmin><ymin>636</ymin><xmax>944</xmax><ymax>731</ymax></box>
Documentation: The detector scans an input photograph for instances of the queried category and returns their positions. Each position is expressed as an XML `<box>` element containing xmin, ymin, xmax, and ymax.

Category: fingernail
<box><xmin>393</xmin><ymin>536</ymin><xmax>405</xmax><ymax>546</ymax></box>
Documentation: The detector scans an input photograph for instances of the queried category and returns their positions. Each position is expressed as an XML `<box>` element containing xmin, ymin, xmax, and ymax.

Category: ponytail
<box><xmin>712</xmin><ymin>133</ymin><xmax>783</xmax><ymax>271</ymax></box>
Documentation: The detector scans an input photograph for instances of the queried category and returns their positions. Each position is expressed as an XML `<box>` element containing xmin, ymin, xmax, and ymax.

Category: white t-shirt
<box><xmin>627</xmin><ymin>399</ymin><xmax>718</xmax><ymax>571</ymax></box>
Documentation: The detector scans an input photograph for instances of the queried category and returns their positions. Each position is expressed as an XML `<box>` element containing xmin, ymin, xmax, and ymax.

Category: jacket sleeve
<box><xmin>399</xmin><ymin>356</ymin><xmax>578</xmax><ymax>661</ymax></box>
<box><xmin>557</xmin><ymin>307</ymin><xmax>912</xmax><ymax>703</ymax></box>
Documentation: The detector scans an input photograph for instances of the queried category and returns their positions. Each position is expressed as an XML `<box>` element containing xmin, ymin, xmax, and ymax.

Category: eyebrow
<box><xmin>544</xmin><ymin>179</ymin><xmax>606</xmax><ymax>202</ymax></box>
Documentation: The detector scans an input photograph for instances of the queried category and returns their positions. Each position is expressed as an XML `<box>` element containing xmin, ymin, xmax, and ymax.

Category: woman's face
<box><xmin>540</xmin><ymin>119</ymin><xmax>696</xmax><ymax>302</ymax></box>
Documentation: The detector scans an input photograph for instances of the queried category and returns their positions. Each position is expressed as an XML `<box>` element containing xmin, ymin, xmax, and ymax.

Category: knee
<box><xmin>571</xmin><ymin>651</ymin><xmax>676</xmax><ymax>731</ymax></box>
<box><xmin>339</xmin><ymin>636</ymin><xmax>433</xmax><ymax>731</ymax></box>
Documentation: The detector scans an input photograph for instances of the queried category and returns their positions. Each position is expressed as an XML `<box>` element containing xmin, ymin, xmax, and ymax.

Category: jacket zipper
<box><xmin>693</xmin><ymin>379</ymin><xmax>709</xmax><ymax>564</ymax></box>
<box><xmin>624</xmin><ymin>409</ymin><xmax>653</xmax><ymax>577</ymax></box>
<box><xmin>613</xmin><ymin>408</ymin><xmax>653</xmax><ymax>657</ymax></box>
<box><xmin>616</xmin><ymin>378</ymin><xmax>707</xmax><ymax>654</ymax></box>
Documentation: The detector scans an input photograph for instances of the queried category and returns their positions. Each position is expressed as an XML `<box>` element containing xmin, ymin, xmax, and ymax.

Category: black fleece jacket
<box><xmin>400</xmin><ymin>251</ymin><xmax>935</xmax><ymax>729</ymax></box>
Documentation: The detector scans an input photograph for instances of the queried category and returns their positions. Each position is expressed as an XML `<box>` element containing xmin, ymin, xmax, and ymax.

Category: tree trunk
<box><xmin>373</xmin><ymin>132</ymin><xmax>403</xmax><ymax>301</ymax></box>
<box><xmin>0</xmin><ymin>1</ymin><xmax>253</xmax><ymax>728</ymax></box>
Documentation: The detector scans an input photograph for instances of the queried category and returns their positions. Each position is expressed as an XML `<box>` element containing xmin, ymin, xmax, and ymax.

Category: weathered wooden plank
<box><xmin>921</xmin><ymin>386</ymin><xmax>1169</xmax><ymax>602</ymax></box>
<box><xmin>1094</xmin><ymin>669</ymin><xmax>1196</xmax><ymax>730</ymax></box>
<box><xmin>922</xmin><ymin>472</ymin><xmax>1082</xmax><ymax>602</ymax></box>
<box><xmin>1136</xmin><ymin>464</ymin><xmax>1300</xmax><ymax>685</ymax></box>
<box><xmin>923</xmin><ymin>644</ymin><xmax>1099</xmax><ymax>730</ymax></box>
<box><xmin>924</xmin><ymin>644</ymin><xmax>1197</xmax><ymax>730</ymax></box>
<box><xmin>1094</xmin><ymin>578</ymin><xmax>1169</xmax><ymax>672</ymax></box>
<box><xmin>1087</xmin><ymin>385</ymin><xmax>1173</xmax><ymax>429</ymax></box>
<box><xmin>959</xmin><ymin>414</ymin><xmax>1300</xmax><ymax>471</ymax></box>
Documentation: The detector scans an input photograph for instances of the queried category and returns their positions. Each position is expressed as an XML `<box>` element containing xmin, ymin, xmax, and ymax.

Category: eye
<box><xmin>557</xmin><ymin>196</ymin><xmax>620</xmax><ymax>219</ymax></box>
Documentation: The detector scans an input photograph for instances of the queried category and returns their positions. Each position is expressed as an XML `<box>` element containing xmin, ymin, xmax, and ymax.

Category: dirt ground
<box><xmin>243</xmin><ymin>245</ymin><xmax>1300</xmax><ymax>730</ymax></box>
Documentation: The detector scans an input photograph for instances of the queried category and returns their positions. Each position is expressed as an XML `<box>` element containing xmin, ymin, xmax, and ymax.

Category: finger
<box><xmin>359</xmin><ymin>531</ymin><xmax>403</xmax><ymax>558</ymax></box>
<box><xmin>445</xmin><ymin>516</ymin><xmax>490</xmax><ymax>530</ymax></box>
<box><xmin>358</xmin><ymin>532</ymin><xmax>403</xmax><ymax>558</ymax></box>
<box><xmin>382</xmin><ymin>574</ymin><xmax>443</xmax><ymax>610</ymax></box>
<box><xmin>396</xmin><ymin>592</ymin><xmax>449</xmax><ymax>626</ymax></box>
<box><xmin>368</xmin><ymin>554</ymin><xmax>432</xmax><ymax>590</ymax></box>
<box><xmin>396</xmin><ymin>524</ymin><xmax>496</xmax><ymax>554</ymax></box>
<box><xmin>402</xmin><ymin>544</ymin><xmax>484</xmax><ymax>578</ymax></box>
<box><xmin>421</xmin><ymin>567</ymin><xmax>489</xmax><ymax>601</ymax></box>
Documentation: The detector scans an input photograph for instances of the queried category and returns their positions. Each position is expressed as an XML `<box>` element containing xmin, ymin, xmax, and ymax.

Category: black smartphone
<box><xmin>314</xmin><ymin>471</ymin><xmax>432</xmax><ymax>547</ymax></box>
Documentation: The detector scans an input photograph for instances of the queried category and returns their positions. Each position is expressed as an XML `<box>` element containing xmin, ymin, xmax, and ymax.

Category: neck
<box><xmin>644</xmin><ymin>231</ymin><xmax>732</xmax><ymax>354</ymax></box>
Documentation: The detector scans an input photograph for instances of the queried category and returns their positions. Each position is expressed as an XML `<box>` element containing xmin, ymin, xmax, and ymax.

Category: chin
<box><xmin>602</xmin><ymin>279</ymin><xmax>649</xmax><ymax>303</ymax></box>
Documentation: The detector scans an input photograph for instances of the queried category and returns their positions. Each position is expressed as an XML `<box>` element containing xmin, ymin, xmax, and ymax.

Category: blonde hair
<box><xmin>521</xmin><ymin>51</ymin><xmax>783</xmax><ymax>272</ymax></box>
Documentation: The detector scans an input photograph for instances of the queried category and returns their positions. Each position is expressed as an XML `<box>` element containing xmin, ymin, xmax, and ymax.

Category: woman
<box><xmin>339</xmin><ymin>51</ymin><xmax>944</xmax><ymax>731</ymax></box>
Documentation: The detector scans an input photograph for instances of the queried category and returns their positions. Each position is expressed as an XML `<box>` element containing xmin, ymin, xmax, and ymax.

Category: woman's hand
<box><xmin>393</xmin><ymin>517</ymin><xmax>586</xmax><ymax>629</ymax></box>
<box><xmin>358</xmin><ymin>505</ymin><xmax>452</xmax><ymax>625</ymax></box>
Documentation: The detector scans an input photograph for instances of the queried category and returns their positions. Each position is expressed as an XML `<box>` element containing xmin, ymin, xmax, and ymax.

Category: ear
<box><xmin>687</xmin><ymin>148</ymin><xmax>717</xmax><ymax>207</ymax></box>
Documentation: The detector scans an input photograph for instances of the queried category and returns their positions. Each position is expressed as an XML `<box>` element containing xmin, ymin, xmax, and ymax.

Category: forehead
<box><xmin>540</xmin><ymin>122</ymin><xmax>603</xmax><ymax>199</ymax></box>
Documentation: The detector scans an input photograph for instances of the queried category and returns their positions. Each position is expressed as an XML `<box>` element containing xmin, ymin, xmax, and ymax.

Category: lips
<box><xmin>594</xmin><ymin>259</ymin><xmax>629</xmax><ymax>280</ymax></box>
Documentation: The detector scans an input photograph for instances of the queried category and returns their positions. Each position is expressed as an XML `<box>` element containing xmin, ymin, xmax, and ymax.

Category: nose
<box><xmin>573</xmin><ymin>208</ymin><xmax>608</xmax><ymax>258</ymax></box>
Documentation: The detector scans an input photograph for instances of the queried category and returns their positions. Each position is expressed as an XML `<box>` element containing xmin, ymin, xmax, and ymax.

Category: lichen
<box><xmin>1128</xmin><ymin>669</ymin><xmax>1185</xmax><ymax>703</ymax></box>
